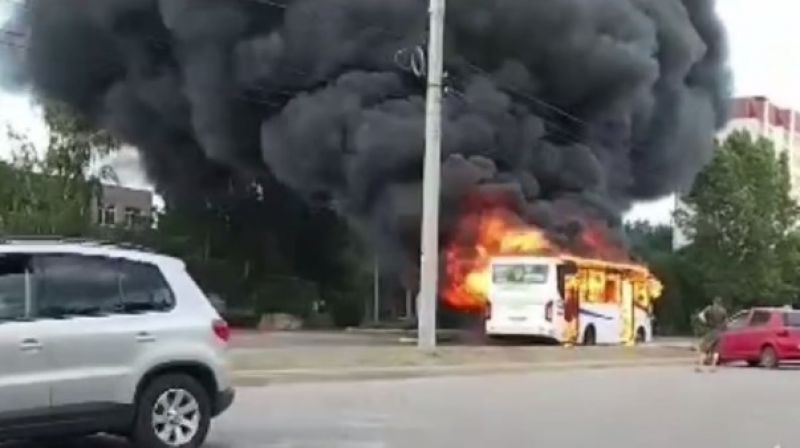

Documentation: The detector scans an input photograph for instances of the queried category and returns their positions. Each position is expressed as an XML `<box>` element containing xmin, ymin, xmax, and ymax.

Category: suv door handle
<box><xmin>136</xmin><ymin>332</ymin><xmax>156</xmax><ymax>343</ymax></box>
<box><xmin>19</xmin><ymin>338</ymin><xmax>43</xmax><ymax>352</ymax></box>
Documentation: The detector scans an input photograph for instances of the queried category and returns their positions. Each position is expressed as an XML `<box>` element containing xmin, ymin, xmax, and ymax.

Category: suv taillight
<box><xmin>545</xmin><ymin>301</ymin><xmax>554</xmax><ymax>322</ymax></box>
<box><xmin>213</xmin><ymin>319</ymin><xmax>231</xmax><ymax>343</ymax></box>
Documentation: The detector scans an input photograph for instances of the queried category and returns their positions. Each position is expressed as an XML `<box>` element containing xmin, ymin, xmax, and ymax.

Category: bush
<box><xmin>325</xmin><ymin>290</ymin><xmax>364</xmax><ymax>328</ymax></box>
<box><xmin>251</xmin><ymin>276</ymin><xmax>320</xmax><ymax>318</ymax></box>
<box><xmin>223</xmin><ymin>309</ymin><xmax>260</xmax><ymax>329</ymax></box>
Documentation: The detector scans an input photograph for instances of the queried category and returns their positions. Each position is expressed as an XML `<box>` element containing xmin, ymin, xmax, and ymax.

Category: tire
<box><xmin>635</xmin><ymin>327</ymin><xmax>646</xmax><ymax>344</ymax></box>
<box><xmin>760</xmin><ymin>346</ymin><xmax>779</xmax><ymax>369</ymax></box>
<box><xmin>132</xmin><ymin>374</ymin><xmax>211</xmax><ymax>448</ymax></box>
<box><xmin>582</xmin><ymin>326</ymin><xmax>596</xmax><ymax>346</ymax></box>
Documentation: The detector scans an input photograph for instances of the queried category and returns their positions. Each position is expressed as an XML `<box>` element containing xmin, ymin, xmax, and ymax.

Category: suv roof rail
<box><xmin>0</xmin><ymin>235</ymin><xmax>157</xmax><ymax>253</ymax></box>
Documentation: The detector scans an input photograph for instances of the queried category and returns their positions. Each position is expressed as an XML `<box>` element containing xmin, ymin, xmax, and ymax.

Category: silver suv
<box><xmin>0</xmin><ymin>239</ymin><xmax>234</xmax><ymax>447</ymax></box>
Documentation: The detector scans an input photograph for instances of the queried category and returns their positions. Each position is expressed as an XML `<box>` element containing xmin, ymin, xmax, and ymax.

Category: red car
<box><xmin>717</xmin><ymin>307</ymin><xmax>800</xmax><ymax>368</ymax></box>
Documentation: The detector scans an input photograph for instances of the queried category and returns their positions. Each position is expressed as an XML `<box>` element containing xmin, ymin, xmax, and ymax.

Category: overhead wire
<box><xmin>459</xmin><ymin>59</ymin><xmax>592</xmax><ymax>139</ymax></box>
<box><xmin>0</xmin><ymin>0</ymin><xmax>593</xmax><ymax>147</ymax></box>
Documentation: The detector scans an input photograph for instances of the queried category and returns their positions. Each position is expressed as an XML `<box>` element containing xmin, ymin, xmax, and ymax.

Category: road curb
<box><xmin>232</xmin><ymin>356</ymin><xmax>695</xmax><ymax>386</ymax></box>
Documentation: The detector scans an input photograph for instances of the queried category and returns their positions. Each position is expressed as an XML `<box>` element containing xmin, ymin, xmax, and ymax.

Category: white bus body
<box><xmin>485</xmin><ymin>256</ymin><xmax>561</xmax><ymax>339</ymax></box>
<box><xmin>485</xmin><ymin>256</ymin><xmax>654</xmax><ymax>344</ymax></box>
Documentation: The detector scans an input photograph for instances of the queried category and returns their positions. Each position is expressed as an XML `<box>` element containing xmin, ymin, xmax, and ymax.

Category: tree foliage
<box><xmin>0</xmin><ymin>102</ymin><xmax>118</xmax><ymax>235</ymax></box>
<box><xmin>625</xmin><ymin>220</ymin><xmax>672</xmax><ymax>258</ymax></box>
<box><xmin>0</xmin><ymin>102</ymin><xmax>374</xmax><ymax>326</ymax></box>
<box><xmin>677</xmin><ymin>130</ymin><xmax>800</xmax><ymax>308</ymax></box>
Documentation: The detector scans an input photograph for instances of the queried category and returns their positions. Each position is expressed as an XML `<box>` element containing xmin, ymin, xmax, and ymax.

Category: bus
<box><xmin>484</xmin><ymin>255</ymin><xmax>661</xmax><ymax>345</ymax></box>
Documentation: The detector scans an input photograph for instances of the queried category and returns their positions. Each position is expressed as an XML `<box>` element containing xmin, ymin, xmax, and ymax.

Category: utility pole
<box><xmin>372</xmin><ymin>255</ymin><xmax>380</xmax><ymax>323</ymax></box>
<box><xmin>418</xmin><ymin>0</ymin><xmax>446</xmax><ymax>352</ymax></box>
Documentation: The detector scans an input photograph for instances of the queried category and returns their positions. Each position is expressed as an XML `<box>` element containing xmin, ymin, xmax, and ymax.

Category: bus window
<box><xmin>492</xmin><ymin>264</ymin><xmax>549</xmax><ymax>285</ymax></box>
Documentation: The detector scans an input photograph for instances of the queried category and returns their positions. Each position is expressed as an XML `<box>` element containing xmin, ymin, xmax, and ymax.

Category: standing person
<box><xmin>696</xmin><ymin>297</ymin><xmax>728</xmax><ymax>372</ymax></box>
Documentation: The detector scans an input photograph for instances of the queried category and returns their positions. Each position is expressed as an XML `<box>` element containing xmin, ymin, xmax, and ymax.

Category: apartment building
<box><xmin>673</xmin><ymin>96</ymin><xmax>800</xmax><ymax>249</ymax></box>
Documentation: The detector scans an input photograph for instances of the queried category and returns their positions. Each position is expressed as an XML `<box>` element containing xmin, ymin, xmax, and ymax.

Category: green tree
<box><xmin>625</xmin><ymin>220</ymin><xmax>673</xmax><ymax>258</ymax></box>
<box><xmin>1</xmin><ymin>102</ymin><xmax>371</xmax><ymax>327</ymax></box>
<box><xmin>0</xmin><ymin>102</ymin><xmax>119</xmax><ymax>235</ymax></box>
<box><xmin>623</xmin><ymin>221</ymin><xmax>693</xmax><ymax>334</ymax></box>
<box><xmin>677</xmin><ymin>130</ymin><xmax>800</xmax><ymax>308</ymax></box>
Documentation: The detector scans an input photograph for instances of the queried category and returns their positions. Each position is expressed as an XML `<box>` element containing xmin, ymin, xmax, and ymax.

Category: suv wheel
<box><xmin>134</xmin><ymin>374</ymin><xmax>211</xmax><ymax>448</ymax></box>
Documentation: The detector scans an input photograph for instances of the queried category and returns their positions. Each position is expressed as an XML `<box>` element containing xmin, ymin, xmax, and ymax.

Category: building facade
<box><xmin>93</xmin><ymin>184</ymin><xmax>154</xmax><ymax>229</ymax></box>
<box><xmin>673</xmin><ymin>96</ymin><xmax>800</xmax><ymax>249</ymax></box>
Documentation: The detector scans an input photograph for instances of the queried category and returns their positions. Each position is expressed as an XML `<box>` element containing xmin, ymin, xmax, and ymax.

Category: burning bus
<box><xmin>444</xmin><ymin>210</ymin><xmax>663</xmax><ymax>346</ymax></box>
<box><xmin>485</xmin><ymin>255</ymin><xmax>662</xmax><ymax>345</ymax></box>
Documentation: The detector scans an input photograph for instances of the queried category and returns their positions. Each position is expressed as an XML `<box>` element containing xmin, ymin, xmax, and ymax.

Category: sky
<box><xmin>628</xmin><ymin>0</ymin><xmax>800</xmax><ymax>224</ymax></box>
<box><xmin>1</xmin><ymin>0</ymin><xmax>799</xmax><ymax>222</ymax></box>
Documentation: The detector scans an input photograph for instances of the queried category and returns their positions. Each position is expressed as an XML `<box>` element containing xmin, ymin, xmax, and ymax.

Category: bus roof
<box><xmin>490</xmin><ymin>254</ymin><xmax>652</xmax><ymax>275</ymax></box>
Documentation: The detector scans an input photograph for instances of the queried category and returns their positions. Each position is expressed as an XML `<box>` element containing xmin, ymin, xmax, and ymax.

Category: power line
<box><xmin>0</xmin><ymin>5</ymin><xmax>593</xmax><ymax>147</ymax></box>
<box><xmin>247</xmin><ymin>0</ymin><xmax>288</xmax><ymax>9</ymax></box>
<box><xmin>461</xmin><ymin>59</ymin><xmax>590</xmax><ymax>129</ymax></box>
<box><xmin>444</xmin><ymin>82</ymin><xmax>589</xmax><ymax>147</ymax></box>
<box><xmin>0</xmin><ymin>32</ymin><xmax>290</xmax><ymax>108</ymax></box>
<box><xmin>3</xmin><ymin>0</ymin><xmax>591</xmax><ymax>136</ymax></box>
<box><xmin>0</xmin><ymin>30</ymin><xmax>591</xmax><ymax>147</ymax></box>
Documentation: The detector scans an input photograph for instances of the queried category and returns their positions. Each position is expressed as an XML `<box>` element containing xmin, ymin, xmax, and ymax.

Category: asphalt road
<box><xmin>6</xmin><ymin>365</ymin><xmax>798</xmax><ymax>448</ymax></box>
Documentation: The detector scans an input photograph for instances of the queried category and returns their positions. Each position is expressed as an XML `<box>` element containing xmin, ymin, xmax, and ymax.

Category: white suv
<box><xmin>0</xmin><ymin>240</ymin><xmax>234</xmax><ymax>447</ymax></box>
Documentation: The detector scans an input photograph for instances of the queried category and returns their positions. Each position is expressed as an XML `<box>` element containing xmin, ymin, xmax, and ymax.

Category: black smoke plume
<box><xmin>11</xmin><ymin>0</ymin><xmax>730</xmax><ymax>273</ymax></box>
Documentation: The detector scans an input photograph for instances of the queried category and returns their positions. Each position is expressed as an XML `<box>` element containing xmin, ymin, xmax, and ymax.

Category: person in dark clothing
<box><xmin>696</xmin><ymin>297</ymin><xmax>728</xmax><ymax>372</ymax></box>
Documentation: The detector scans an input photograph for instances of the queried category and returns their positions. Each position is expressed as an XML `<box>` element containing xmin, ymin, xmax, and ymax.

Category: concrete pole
<box><xmin>373</xmin><ymin>255</ymin><xmax>380</xmax><ymax>323</ymax></box>
<box><xmin>418</xmin><ymin>0</ymin><xmax>446</xmax><ymax>352</ymax></box>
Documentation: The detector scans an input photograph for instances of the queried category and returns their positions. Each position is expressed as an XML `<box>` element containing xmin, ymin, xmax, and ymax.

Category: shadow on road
<box><xmin>485</xmin><ymin>335</ymin><xmax>562</xmax><ymax>346</ymax></box>
<box><xmin>721</xmin><ymin>362</ymin><xmax>800</xmax><ymax>371</ymax></box>
<box><xmin>1</xmin><ymin>436</ymin><xmax>235</xmax><ymax>448</ymax></box>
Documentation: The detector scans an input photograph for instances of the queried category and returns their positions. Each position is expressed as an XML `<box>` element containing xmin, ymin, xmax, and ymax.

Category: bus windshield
<box><xmin>492</xmin><ymin>264</ymin><xmax>549</xmax><ymax>285</ymax></box>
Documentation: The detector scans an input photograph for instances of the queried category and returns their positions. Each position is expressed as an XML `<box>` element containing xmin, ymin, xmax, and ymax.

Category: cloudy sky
<box><xmin>628</xmin><ymin>0</ymin><xmax>800</xmax><ymax>223</ymax></box>
<box><xmin>1</xmin><ymin>0</ymin><xmax>798</xmax><ymax>220</ymax></box>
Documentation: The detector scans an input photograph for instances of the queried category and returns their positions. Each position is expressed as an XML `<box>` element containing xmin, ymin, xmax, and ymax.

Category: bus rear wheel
<box><xmin>582</xmin><ymin>326</ymin><xmax>596</xmax><ymax>346</ymax></box>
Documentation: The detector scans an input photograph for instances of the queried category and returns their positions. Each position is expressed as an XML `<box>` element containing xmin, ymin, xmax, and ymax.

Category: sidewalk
<box><xmin>229</xmin><ymin>343</ymin><xmax>695</xmax><ymax>385</ymax></box>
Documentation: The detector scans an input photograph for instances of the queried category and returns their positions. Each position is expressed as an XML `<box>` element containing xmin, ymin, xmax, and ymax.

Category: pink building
<box><xmin>673</xmin><ymin>96</ymin><xmax>800</xmax><ymax>249</ymax></box>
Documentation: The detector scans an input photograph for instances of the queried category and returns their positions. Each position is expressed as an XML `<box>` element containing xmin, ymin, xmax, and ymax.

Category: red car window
<box><xmin>783</xmin><ymin>312</ymin><xmax>800</xmax><ymax>327</ymax></box>
<box><xmin>749</xmin><ymin>310</ymin><xmax>772</xmax><ymax>327</ymax></box>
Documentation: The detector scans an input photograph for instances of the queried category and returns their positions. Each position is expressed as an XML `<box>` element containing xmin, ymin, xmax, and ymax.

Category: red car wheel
<box><xmin>760</xmin><ymin>345</ymin><xmax>778</xmax><ymax>369</ymax></box>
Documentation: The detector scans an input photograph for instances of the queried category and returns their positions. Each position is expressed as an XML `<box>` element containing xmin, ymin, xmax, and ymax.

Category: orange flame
<box><xmin>443</xmin><ymin>209</ymin><xmax>556</xmax><ymax>312</ymax></box>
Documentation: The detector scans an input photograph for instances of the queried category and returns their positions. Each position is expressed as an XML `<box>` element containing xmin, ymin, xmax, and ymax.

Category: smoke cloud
<box><xmin>12</xmin><ymin>0</ymin><xmax>730</xmax><ymax>270</ymax></box>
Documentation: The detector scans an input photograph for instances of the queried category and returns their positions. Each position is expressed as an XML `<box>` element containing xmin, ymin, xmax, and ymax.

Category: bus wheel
<box><xmin>635</xmin><ymin>327</ymin><xmax>646</xmax><ymax>344</ymax></box>
<box><xmin>582</xmin><ymin>326</ymin><xmax>596</xmax><ymax>346</ymax></box>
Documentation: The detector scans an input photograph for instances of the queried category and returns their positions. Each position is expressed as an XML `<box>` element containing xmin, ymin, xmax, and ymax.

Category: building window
<box><xmin>124</xmin><ymin>207</ymin><xmax>141</xmax><ymax>228</ymax></box>
<box><xmin>98</xmin><ymin>205</ymin><xmax>116</xmax><ymax>226</ymax></box>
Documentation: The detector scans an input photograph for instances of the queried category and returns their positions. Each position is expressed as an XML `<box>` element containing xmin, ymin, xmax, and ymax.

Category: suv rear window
<box><xmin>119</xmin><ymin>260</ymin><xmax>174</xmax><ymax>312</ymax></box>
<box><xmin>784</xmin><ymin>312</ymin><xmax>800</xmax><ymax>327</ymax></box>
<box><xmin>37</xmin><ymin>255</ymin><xmax>120</xmax><ymax>317</ymax></box>
<box><xmin>36</xmin><ymin>254</ymin><xmax>174</xmax><ymax>317</ymax></box>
